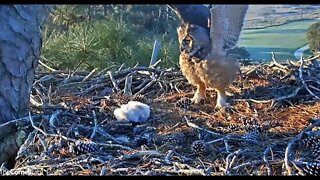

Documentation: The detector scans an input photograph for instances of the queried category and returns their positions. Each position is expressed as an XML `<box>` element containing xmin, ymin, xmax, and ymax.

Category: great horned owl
<box><xmin>176</xmin><ymin>5</ymin><xmax>248</xmax><ymax>108</ymax></box>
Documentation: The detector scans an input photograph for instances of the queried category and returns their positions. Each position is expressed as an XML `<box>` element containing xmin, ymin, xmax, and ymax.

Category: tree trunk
<box><xmin>0</xmin><ymin>5</ymin><xmax>52</xmax><ymax>166</ymax></box>
<box><xmin>0</xmin><ymin>5</ymin><xmax>50</xmax><ymax>124</ymax></box>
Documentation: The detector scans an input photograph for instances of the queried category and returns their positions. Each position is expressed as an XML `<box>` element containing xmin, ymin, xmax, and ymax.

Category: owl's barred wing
<box><xmin>168</xmin><ymin>4</ymin><xmax>211</xmax><ymax>32</ymax></box>
<box><xmin>210</xmin><ymin>5</ymin><xmax>248</xmax><ymax>56</ymax></box>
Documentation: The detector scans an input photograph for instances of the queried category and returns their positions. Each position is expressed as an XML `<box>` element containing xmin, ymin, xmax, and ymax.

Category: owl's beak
<box><xmin>180</xmin><ymin>45</ymin><xmax>186</xmax><ymax>52</ymax></box>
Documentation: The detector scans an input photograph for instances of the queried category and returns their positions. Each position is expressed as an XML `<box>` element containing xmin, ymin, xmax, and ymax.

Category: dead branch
<box><xmin>90</xmin><ymin>110</ymin><xmax>98</xmax><ymax>140</ymax></box>
<box><xmin>299</xmin><ymin>56</ymin><xmax>320</xmax><ymax>100</ymax></box>
<box><xmin>39</xmin><ymin>56</ymin><xmax>57</xmax><ymax>72</ymax></box>
<box><xmin>119</xmin><ymin>150</ymin><xmax>162</xmax><ymax>160</ymax></box>
<box><xmin>184</xmin><ymin>116</ymin><xmax>222</xmax><ymax>137</ymax></box>
<box><xmin>150</xmin><ymin>167</ymin><xmax>206</xmax><ymax>176</ymax></box>
<box><xmin>225</xmin><ymin>149</ymin><xmax>246</xmax><ymax>175</ymax></box>
<box><xmin>78</xmin><ymin>82</ymin><xmax>109</xmax><ymax>96</ymax></box>
<box><xmin>263</xmin><ymin>146</ymin><xmax>273</xmax><ymax>176</ymax></box>
<box><xmin>269</xmin><ymin>52</ymin><xmax>289</xmax><ymax>71</ymax></box>
<box><xmin>234</xmin><ymin>86</ymin><xmax>303</xmax><ymax>104</ymax></box>
<box><xmin>303</xmin><ymin>53</ymin><xmax>320</xmax><ymax>63</ymax></box>
<box><xmin>96</xmin><ymin>142</ymin><xmax>132</xmax><ymax>151</ymax></box>
<box><xmin>123</xmin><ymin>75</ymin><xmax>133</xmax><ymax>96</ymax></box>
<box><xmin>81</xmin><ymin>68</ymin><xmax>98</xmax><ymax>83</ymax></box>
<box><xmin>232</xmin><ymin>159</ymin><xmax>283</xmax><ymax>172</ymax></box>
<box><xmin>135</xmin><ymin>79</ymin><xmax>157</xmax><ymax>96</ymax></box>
<box><xmin>108</xmin><ymin>71</ymin><xmax>121</xmax><ymax>92</ymax></box>
<box><xmin>149</xmin><ymin>40</ymin><xmax>161</xmax><ymax>67</ymax></box>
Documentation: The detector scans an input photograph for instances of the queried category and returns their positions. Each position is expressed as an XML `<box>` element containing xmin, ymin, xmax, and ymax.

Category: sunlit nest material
<box><xmin>1</xmin><ymin>53</ymin><xmax>319</xmax><ymax>175</ymax></box>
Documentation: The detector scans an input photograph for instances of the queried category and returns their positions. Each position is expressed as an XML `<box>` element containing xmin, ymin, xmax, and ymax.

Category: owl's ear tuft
<box><xmin>185</xmin><ymin>23</ymin><xmax>191</xmax><ymax>30</ymax></box>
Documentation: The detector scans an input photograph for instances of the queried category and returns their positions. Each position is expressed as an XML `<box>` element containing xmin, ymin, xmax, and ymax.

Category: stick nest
<box><xmin>4</xmin><ymin>56</ymin><xmax>320</xmax><ymax>176</ymax></box>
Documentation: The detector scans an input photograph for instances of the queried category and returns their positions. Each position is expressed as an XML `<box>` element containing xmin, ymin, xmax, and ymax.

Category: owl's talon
<box><xmin>191</xmin><ymin>93</ymin><xmax>204</xmax><ymax>104</ymax></box>
<box><xmin>191</xmin><ymin>96</ymin><xmax>203</xmax><ymax>104</ymax></box>
<box><xmin>191</xmin><ymin>84</ymin><xmax>206</xmax><ymax>104</ymax></box>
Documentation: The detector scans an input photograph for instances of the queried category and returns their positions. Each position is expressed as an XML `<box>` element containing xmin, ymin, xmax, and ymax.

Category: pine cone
<box><xmin>161</xmin><ymin>133</ymin><xmax>185</xmax><ymax>149</ymax></box>
<box><xmin>175</xmin><ymin>97</ymin><xmax>192</xmax><ymax>109</ymax></box>
<box><xmin>241</xmin><ymin>131</ymin><xmax>261</xmax><ymax>146</ymax></box>
<box><xmin>112</xmin><ymin>93</ymin><xmax>130</xmax><ymax>105</ymax></box>
<box><xmin>69</xmin><ymin>140</ymin><xmax>99</xmax><ymax>155</ymax></box>
<box><xmin>302</xmin><ymin>136</ymin><xmax>320</xmax><ymax>160</ymax></box>
<box><xmin>226</xmin><ymin>123</ymin><xmax>243</xmax><ymax>132</ymax></box>
<box><xmin>293</xmin><ymin>161</ymin><xmax>320</xmax><ymax>176</ymax></box>
<box><xmin>131</xmin><ymin>94</ymin><xmax>147</xmax><ymax>103</ymax></box>
<box><xmin>191</xmin><ymin>140</ymin><xmax>208</xmax><ymax>156</ymax></box>
<box><xmin>241</xmin><ymin>117</ymin><xmax>263</xmax><ymax>134</ymax></box>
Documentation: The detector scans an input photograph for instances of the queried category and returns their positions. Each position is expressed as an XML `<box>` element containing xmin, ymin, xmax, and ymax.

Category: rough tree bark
<box><xmin>0</xmin><ymin>5</ymin><xmax>52</xmax><ymax>166</ymax></box>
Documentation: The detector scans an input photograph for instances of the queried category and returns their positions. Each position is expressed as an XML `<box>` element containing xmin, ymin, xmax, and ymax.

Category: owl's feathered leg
<box><xmin>215</xmin><ymin>89</ymin><xmax>228</xmax><ymax>108</ymax></box>
<box><xmin>191</xmin><ymin>82</ymin><xmax>206</xmax><ymax>104</ymax></box>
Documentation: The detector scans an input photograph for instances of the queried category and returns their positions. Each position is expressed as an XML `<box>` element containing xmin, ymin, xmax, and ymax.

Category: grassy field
<box><xmin>238</xmin><ymin>19</ymin><xmax>319</xmax><ymax>61</ymax></box>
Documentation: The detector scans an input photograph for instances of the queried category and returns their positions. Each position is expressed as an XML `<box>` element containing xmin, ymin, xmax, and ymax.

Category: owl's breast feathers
<box><xmin>180</xmin><ymin>51</ymin><xmax>239</xmax><ymax>91</ymax></box>
<box><xmin>197</xmin><ymin>54</ymin><xmax>239</xmax><ymax>91</ymax></box>
<box><xmin>179</xmin><ymin>51</ymin><xmax>204</xmax><ymax>87</ymax></box>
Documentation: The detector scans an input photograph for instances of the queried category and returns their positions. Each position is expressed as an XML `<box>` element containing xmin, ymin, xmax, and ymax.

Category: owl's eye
<box><xmin>183</xmin><ymin>37</ymin><xmax>192</xmax><ymax>44</ymax></box>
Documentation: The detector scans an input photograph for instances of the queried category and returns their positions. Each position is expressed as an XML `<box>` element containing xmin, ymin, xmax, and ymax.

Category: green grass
<box><xmin>239</xmin><ymin>19</ymin><xmax>319</xmax><ymax>61</ymax></box>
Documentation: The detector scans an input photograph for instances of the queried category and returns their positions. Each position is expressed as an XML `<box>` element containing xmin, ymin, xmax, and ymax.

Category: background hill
<box><xmin>239</xmin><ymin>5</ymin><xmax>320</xmax><ymax>61</ymax></box>
<box><xmin>244</xmin><ymin>4</ymin><xmax>320</xmax><ymax>29</ymax></box>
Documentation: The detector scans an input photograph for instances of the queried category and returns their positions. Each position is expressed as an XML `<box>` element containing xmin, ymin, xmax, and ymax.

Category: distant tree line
<box><xmin>47</xmin><ymin>5</ymin><xmax>179</xmax><ymax>36</ymax></box>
